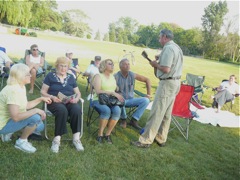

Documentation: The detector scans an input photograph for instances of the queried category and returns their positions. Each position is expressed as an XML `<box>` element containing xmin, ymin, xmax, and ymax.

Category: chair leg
<box><xmin>171</xmin><ymin>116</ymin><xmax>191</xmax><ymax>141</ymax></box>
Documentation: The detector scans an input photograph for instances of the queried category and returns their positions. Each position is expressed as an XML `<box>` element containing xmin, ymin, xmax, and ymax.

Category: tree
<box><xmin>61</xmin><ymin>9</ymin><xmax>91</xmax><ymax>38</ymax></box>
<box><xmin>28</xmin><ymin>1</ymin><xmax>62</xmax><ymax>30</ymax></box>
<box><xmin>136</xmin><ymin>24</ymin><xmax>157</xmax><ymax>47</ymax></box>
<box><xmin>201</xmin><ymin>1</ymin><xmax>228</xmax><ymax>59</ymax></box>
<box><xmin>0</xmin><ymin>0</ymin><xmax>32</xmax><ymax>27</ymax></box>
<box><xmin>94</xmin><ymin>30</ymin><xmax>101</xmax><ymax>40</ymax></box>
<box><xmin>103</xmin><ymin>33</ymin><xmax>109</xmax><ymax>42</ymax></box>
<box><xmin>109</xmin><ymin>23</ymin><xmax>116</xmax><ymax>42</ymax></box>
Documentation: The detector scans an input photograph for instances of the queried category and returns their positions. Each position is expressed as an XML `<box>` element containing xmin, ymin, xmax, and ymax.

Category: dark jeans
<box><xmin>47</xmin><ymin>102</ymin><xmax>82</xmax><ymax>136</ymax></box>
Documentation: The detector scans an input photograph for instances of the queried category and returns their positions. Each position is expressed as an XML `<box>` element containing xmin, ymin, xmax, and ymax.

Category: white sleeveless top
<box><xmin>29</xmin><ymin>54</ymin><xmax>41</xmax><ymax>63</ymax></box>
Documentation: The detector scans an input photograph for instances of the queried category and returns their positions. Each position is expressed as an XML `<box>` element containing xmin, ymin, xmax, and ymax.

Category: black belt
<box><xmin>160</xmin><ymin>76</ymin><xmax>181</xmax><ymax>80</ymax></box>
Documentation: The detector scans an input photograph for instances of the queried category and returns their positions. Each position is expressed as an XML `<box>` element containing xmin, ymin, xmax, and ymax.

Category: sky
<box><xmin>56</xmin><ymin>0</ymin><xmax>239</xmax><ymax>35</ymax></box>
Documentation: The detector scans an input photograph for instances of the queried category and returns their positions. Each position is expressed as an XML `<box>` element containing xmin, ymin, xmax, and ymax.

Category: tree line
<box><xmin>0</xmin><ymin>0</ymin><xmax>239</xmax><ymax>63</ymax></box>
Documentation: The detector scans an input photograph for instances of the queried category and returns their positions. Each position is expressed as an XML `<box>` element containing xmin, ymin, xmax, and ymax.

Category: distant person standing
<box><xmin>132</xmin><ymin>29</ymin><xmax>183</xmax><ymax>148</ymax></box>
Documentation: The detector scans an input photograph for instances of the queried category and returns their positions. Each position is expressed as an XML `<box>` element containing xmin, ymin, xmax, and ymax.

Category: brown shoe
<box><xmin>129</xmin><ymin>120</ymin><xmax>142</xmax><ymax>130</ymax></box>
<box><xmin>120</xmin><ymin>120</ymin><xmax>127</xmax><ymax>128</ymax></box>
<box><xmin>131</xmin><ymin>141</ymin><xmax>150</xmax><ymax>148</ymax></box>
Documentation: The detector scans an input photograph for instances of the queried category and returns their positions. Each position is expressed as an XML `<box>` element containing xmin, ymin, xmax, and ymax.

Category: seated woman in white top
<box><xmin>25</xmin><ymin>44</ymin><xmax>44</xmax><ymax>93</ymax></box>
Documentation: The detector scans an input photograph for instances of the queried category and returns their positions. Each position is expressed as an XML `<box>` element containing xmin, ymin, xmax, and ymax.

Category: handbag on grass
<box><xmin>98</xmin><ymin>93</ymin><xmax>125</xmax><ymax>107</ymax></box>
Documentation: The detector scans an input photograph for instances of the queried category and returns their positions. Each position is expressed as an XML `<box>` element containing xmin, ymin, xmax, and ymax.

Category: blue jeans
<box><xmin>121</xmin><ymin>97</ymin><xmax>150</xmax><ymax>121</ymax></box>
<box><xmin>0</xmin><ymin>114</ymin><xmax>43</xmax><ymax>134</ymax></box>
<box><xmin>92</xmin><ymin>100</ymin><xmax>121</xmax><ymax>120</ymax></box>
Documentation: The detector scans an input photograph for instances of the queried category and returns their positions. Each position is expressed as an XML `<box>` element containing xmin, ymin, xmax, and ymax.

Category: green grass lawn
<box><xmin>0</xmin><ymin>32</ymin><xmax>239</xmax><ymax>179</ymax></box>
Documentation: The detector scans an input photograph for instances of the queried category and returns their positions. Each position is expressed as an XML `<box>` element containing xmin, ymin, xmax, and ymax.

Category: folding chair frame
<box><xmin>44</xmin><ymin>98</ymin><xmax>84</xmax><ymax>140</ymax></box>
<box><xmin>170</xmin><ymin>85</ymin><xmax>204</xmax><ymax>141</ymax></box>
<box><xmin>182</xmin><ymin>73</ymin><xmax>208</xmax><ymax>104</ymax></box>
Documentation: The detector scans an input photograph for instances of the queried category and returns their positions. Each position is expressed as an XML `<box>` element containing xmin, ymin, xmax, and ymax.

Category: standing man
<box><xmin>132</xmin><ymin>29</ymin><xmax>183</xmax><ymax>148</ymax></box>
<box><xmin>114</xmin><ymin>58</ymin><xmax>151</xmax><ymax>130</ymax></box>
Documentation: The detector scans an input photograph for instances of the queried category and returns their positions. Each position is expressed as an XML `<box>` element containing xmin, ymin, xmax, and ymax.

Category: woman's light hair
<box><xmin>55</xmin><ymin>56</ymin><xmax>70</xmax><ymax>68</ymax></box>
<box><xmin>7</xmin><ymin>63</ymin><xmax>30</xmax><ymax>85</ymax></box>
<box><xmin>99</xmin><ymin>59</ymin><xmax>114</xmax><ymax>73</ymax></box>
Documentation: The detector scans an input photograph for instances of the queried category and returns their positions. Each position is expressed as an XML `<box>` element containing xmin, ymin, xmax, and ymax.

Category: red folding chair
<box><xmin>171</xmin><ymin>84</ymin><xmax>204</xmax><ymax>141</ymax></box>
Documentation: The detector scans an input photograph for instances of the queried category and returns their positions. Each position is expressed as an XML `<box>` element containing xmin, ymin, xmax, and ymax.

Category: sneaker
<box><xmin>1</xmin><ymin>133</ymin><xmax>13</xmax><ymax>142</ymax></box>
<box><xmin>105</xmin><ymin>135</ymin><xmax>113</xmax><ymax>144</ymax></box>
<box><xmin>14</xmin><ymin>139</ymin><xmax>36</xmax><ymax>153</ymax></box>
<box><xmin>51</xmin><ymin>140</ymin><xmax>60</xmax><ymax>153</ymax></box>
<box><xmin>120</xmin><ymin>120</ymin><xmax>127</xmax><ymax>128</ymax></box>
<box><xmin>131</xmin><ymin>141</ymin><xmax>150</xmax><ymax>148</ymax></box>
<box><xmin>129</xmin><ymin>120</ymin><xmax>142</xmax><ymax>130</ymax></box>
<box><xmin>96</xmin><ymin>136</ymin><xmax>104</xmax><ymax>144</ymax></box>
<box><xmin>73</xmin><ymin>139</ymin><xmax>84</xmax><ymax>151</ymax></box>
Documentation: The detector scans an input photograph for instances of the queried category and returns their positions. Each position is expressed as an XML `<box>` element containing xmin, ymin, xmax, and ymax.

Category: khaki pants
<box><xmin>214</xmin><ymin>89</ymin><xmax>234</xmax><ymax>106</ymax></box>
<box><xmin>139</xmin><ymin>80</ymin><xmax>180</xmax><ymax>144</ymax></box>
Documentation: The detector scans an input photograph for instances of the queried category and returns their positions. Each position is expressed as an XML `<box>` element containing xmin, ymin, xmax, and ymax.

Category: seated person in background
<box><xmin>65</xmin><ymin>50</ymin><xmax>81</xmax><ymax>79</ymax></box>
<box><xmin>212</xmin><ymin>75</ymin><xmax>240</xmax><ymax>113</ymax></box>
<box><xmin>25</xmin><ymin>44</ymin><xmax>44</xmax><ymax>93</ymax></box>
<box><xmin>114</xmin><ymin>58</ymin><xmax>151</xmax><ymax>130</ymax></box>
<box><xmin>0</xmin><ymin>63</ymin><xmax>51</xmax><ymax>153</ymax></box>
<box><xmin>92</xmin><ymin>59</ymin><xmax>124</xmax><ymax>144</ymax></box>
<box><xmin>41</xmin><ymin>57</ymin><xmax>84</xmax><ymax>153</ymax></box>
<box><xmin>83</xmin><ymin>55</ymin><xmax>101</xmax><ymax>79</ymax></box>
<box><xmin>0</xmin><ymin>49</ymin><xmax>13</xmax><ymax>73</ymax></box>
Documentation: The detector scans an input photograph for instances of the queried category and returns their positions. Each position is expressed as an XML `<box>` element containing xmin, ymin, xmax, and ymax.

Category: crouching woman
<box><xmin>0</xmin><ymin>63</ymin><xmax>51</xmax><ymax>153</ymax></box>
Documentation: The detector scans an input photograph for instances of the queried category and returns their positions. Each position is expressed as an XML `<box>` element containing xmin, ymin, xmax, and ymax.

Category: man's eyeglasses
<box><xmin>107</xmin><ymin>62</ymin><xmax>114</xmax><ymax>66</ymax></box>
<box><xmin>32</xmin><ymin>49</ymin><xmax>38</xmax><ymax>51</ymax></box>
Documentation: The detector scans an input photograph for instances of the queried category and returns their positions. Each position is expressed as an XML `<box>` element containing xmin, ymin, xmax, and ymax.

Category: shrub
<box><xmin>29</xmin><ymin>32</ymin><xmax>37</xmax><ymax>37</ymax></box>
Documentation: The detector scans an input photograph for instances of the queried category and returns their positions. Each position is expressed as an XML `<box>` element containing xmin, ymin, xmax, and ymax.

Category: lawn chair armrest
<box><xmin>134</xmin><ymin>90</ymin><xmax>146</xmax><ymax>97</ymax></box>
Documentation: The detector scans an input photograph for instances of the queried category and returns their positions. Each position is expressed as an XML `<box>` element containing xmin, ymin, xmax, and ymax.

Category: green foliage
<box><xmin>103</xmin><ymin>33</ymin><xmax>109</xmax><ymax>41</ymax></box>
<box><xmin>61</xmin><ymin>9</ymin><xmax>91</xmax><ymax>38</ymax></box>
<box><xmin>201</xmin><ymin>1</ymin><xmax>228</xmax><ymax>59</ymax></box>
<box><xmin>94</xmin><ymin>30</ymin><xmax>101</xmax><ymax>40</ymax></box>
<box><xmin>86</xmin><ymin>34</ymin><xmax>91</xmax><ymax>39</ymax></box>
<box><xmin>109</xmin><ymin>23</ymin><xmax>116</xmax><ymax>42</ymax></box>
<box><xmin>0</xmin><ymin>0</ymin><xmax>32</xmax><ymax>26</ymax></box>
<box><xmin>28</xmin><ymin>32</ymin><xmax>37</xmax><ymax>37</ymax></box>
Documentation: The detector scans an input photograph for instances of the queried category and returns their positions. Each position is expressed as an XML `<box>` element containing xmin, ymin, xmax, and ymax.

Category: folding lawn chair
<box><xmin>0</xmin><ymin>47</ymin><xmax>12</xmax><ymax>90</ymax></box>
<box><xmin>171</xmin><ymin>84</ymin><xmax>204</xmax><ymax>141</ymax></box>
<box><xmin>71</xmin><ymin>58</ymin><xmax>82</xmax><ymax>80</ymax></box>
<box><xmin>86</xmin><ymin>86</ymin><xmax>100</xmax><ymax>136</ymax></box>
<box><xmin>0</xmin><ymin>68</ymin><xmax>9</xmax><ymax>90</ymax></box>
<box><xmin>43</xmin><ymin>98</ymin><xmax>84</xmax><ymax>140</ymax></box>
<box><xmin>182</xmin><ymin>73</ymin><xmax>208</xmax><ymax>104</ymax></box>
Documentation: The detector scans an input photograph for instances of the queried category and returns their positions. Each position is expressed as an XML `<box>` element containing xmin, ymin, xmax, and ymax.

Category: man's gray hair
<box><xmin>119</xmin><ymin>58</ymin><xmax>129</xmax><ymax>68</ymax></box>
<box><xmin>160</xmin><ymin>29</ymin><xmax>174</xmax><ymax>40</ymax></box>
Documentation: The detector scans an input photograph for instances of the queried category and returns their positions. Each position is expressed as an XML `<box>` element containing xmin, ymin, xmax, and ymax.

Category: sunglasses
<box><xmin>32</xmin><ymin>49</ymin><xmax>38</xmax><ymax>51</ymax></box>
